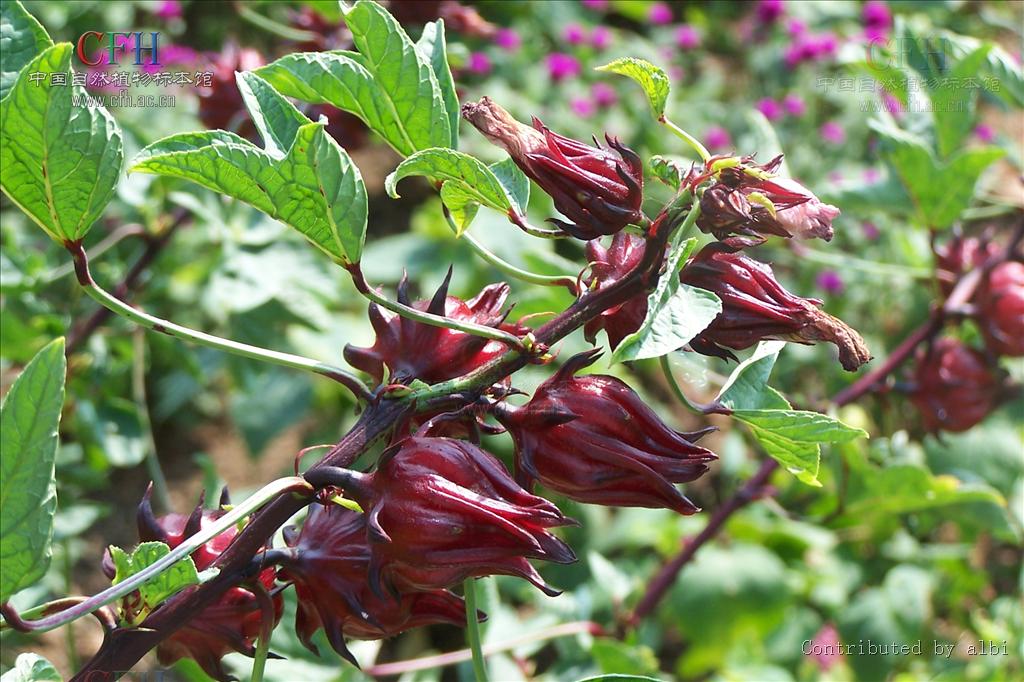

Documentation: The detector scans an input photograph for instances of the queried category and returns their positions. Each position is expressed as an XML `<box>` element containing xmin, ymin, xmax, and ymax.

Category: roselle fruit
<box><xmin>679</xmin><ymin>243</ymin><xmax>871</xmax><ymax>371</ymax></box>
<box><xmin>278</xmin><ymin>504</ymin><xmax>467</xmax><ymax>664</ymax></box>
<box><xmin>196</xmin><ymin>44</ymin><xmax>265</xmax><ymax>141</ymax></box>
<box><xmin>496</xmin><ymin>350</ymin><xmax>717</xmax><ymax>515</ymax></box>
<box><xmin>113</xmin><ymin>490</ymin><xmax>283</xmax><ymax>682</ymax></box>
<box><xmin>320</xmin><ymin>437</ymin><xmax>575</xmax><ymax>596</ymax></box>
<box><xmin>909</xmin><ymin>338</ymin><xmax>999</xmax><ymax>432</ymax></box>
<box><xmin>696</xmin><ymin>155</ymin><xmax>839</xmax><ymax>242</ymax></box>
<box><xmin>462</xmin><ymin>97</ymin><xmax>643</xmax><ymax>239</ymax></box>
<box><xmin>344</xmin><ymin>272</ymin><xmax>516</xmax><ymax>384</ymax></box>
<box><xmin>583</xmin><ymin>232</ymin><xmax>649</xmax><ymax>349</ymax></box>
<box><xmin>977</xmin><ymin>261</ymin><xmax>1024</xmax><ymax>357</ymax></box>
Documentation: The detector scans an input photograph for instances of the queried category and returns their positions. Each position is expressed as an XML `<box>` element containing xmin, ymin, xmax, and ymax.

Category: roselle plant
<box><xmin>0</xmin><ymin>2</ymin><xmax>1020</xmax><ymax>681</ymax></box>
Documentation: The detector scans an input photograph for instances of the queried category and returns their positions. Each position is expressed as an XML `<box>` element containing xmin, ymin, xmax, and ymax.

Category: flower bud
<box><xmin>279</xmin><ymin>505</ymin><xmax>467</xmax><ymax>664</ymax></box>
<box><xmin>497</xmin><ymin>350</ymin><xmax>717</xmax><ymax>515</ymax></box>
<box><xmin>327</xmin><ymin>437</ymin><xmax>575</xmax><ymax>597</ymax></box>
<box><xmin>344</xmin><ymin>271</ymin><xmax>515</xmax><ymax>384</ymax></box>
<box><xmin>679</xmin><ymin>243</ymin><xmax>871</xmax><ymax>371</ymax></box>
<box><xmin>934</xmin><ymin>234</ymin><xmax>999</xmax><ymax>297</ymax></box>
<box><xmin>977</xmin><ymin>261</ymin><xmax>1024</xmax><ymax>357</ymax></box>
<box><xmin>696</xmin><ymin>155</ymin><xmax>839</xmax><ymax>242</ymax></box>
<box><xmin>910</xmin><ymin>338</ymin><xmax>999</xmax><ymax>432</ymax></box>
<box><xmin>462</xmin><ymin>97</ymin><xmax>643</xmax><ymax>239</ymax></box>
<box><xmin>123</xmin><ymin>490</ymin><xmax>282</xmax><ymax>682</ymax></box>
<box><xmin>583</xmin><ymin>232</ymin><xmax>649</xmax><ymax>349</ymax></box>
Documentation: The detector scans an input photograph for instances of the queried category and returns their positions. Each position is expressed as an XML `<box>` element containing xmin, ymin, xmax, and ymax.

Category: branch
<box><xmin>66</xmin><ymin>241</ymin><xmax>373</xmax><ymax>402</ymax></box>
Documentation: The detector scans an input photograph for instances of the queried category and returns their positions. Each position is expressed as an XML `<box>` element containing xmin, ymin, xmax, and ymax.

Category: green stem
<box><xmin>3</xmin><ymin>477</ymin><xmax>312</xmax><ymax>633</ymax></box>
<box><xmin>348</xmin><ymin>264</ymin><xmax>526</xmax><ymax>350</ymax></box>
<box><xmin>67</xmin><ymin>242</ymin><xmax>373</xmax><ymax>402</ymax></box>
<box><xmin>464</xmin><ymin>578</ymin><xmax>489</xmax><ymax>682</ymax></box>
<box><xmin>133</xmin><ymin>330</ymin><xmax>171</xmax><ymax>510</ymax></box>
<box><xmin>443</xmin><ymin>213</ymin><xmax>578</xmax><ymax>292</ymax></box>
<box><xmin>660</xmin><ymin>355</ymin><xmax>703</xmax><ymax>415</ymax></box>
<box><xmin>44</xmin><ymin>224</ymin><xmax>146</xmax><ymax>283</ymax></box>
<box><xmin>660</xmin><ymin>116</ymin><xmax>711</xmax><ymax>163</ymax></box>
<box><xmin>250</xmin><ymin>584</ymin><xmax>275</xmax><ymax>682</ymax></box>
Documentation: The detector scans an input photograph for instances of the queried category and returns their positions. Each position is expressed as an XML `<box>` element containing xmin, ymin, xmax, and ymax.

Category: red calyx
<box><xmin>583</xmin><ymin>232</ymin><xmax>649</xmax><ymax>349</ymax></box>
<box><xmin>331</xmin><ymin>436</ymin><xmax>576</xmax><ymax>597</ymax></box>
<box><xmin>909</xmin><ymin>338</ymin><xmax>1000</xmax><ymax>433</ymax></box>
<box><xmin>977</xmin><ymin>261</ymin><xmax>1024</xmax><ymax>357</ymax></box>
<box><xmin>120</xmin><ymin>489</ymin><xmax>283</xmax><ymax>682</ymax></box>
<box><xmin>278</xmin><ymin>504</ymin><xmax>468</xmax><ymax>666</ymax></box>
<box><xmin>344</xmin><ymin>270</ymin><xmax>517</xmax><ymax>384</ymax></box>
<box><xmin>497</xmin><ymin>350</ymin><xmax>717</xmax><ymax>515</ymax></box>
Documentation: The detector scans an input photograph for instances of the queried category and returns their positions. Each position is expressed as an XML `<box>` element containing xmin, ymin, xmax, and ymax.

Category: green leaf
<box><xmin>235</xmin><ymin>70</ymin><xmax>309</xmax><ymax>158</ymax></box>
<box><xmin>0</xmin><ymin>338</ymin><xmax>65</xmax><ymax>603</ymax></box>
<box><xmin>439</xmin><ymin>181</ymin><xmax>479</xmax><ymax>234</ymax></box>
<box><xmin>843</xmin><ymin>464</ymin><xmax>1007</xmax><ymax>518</ymax></box>
<box><xmin>596</xmin><ymin>57</ymin><xmax>670</xmax><ymax>118</ymax></box>
<box><xmin>415</xmin><ymin>19</ymin><xmax>458</xmax><ymax>148</ymax></box>
<box><xmin>870</xmin><ymin>121</ymin><xmax>1004</xmax><ymax>229</ymax></box>
<box><xmin>0</xmin><ymin>0</ymin><xmax>52</xmax><ymax>101</ymax></box>
<box><xmin>133</xmin><ymin>122</ymin><xmax>367</xmax><ymax>264</ymax></box>
<box><xmin>649</xmin><ymin>155</ymin><xmax>689</xmax><ymax>189</ymax></box>
<box><xmin>488</xmin><ymin>157</ymin><xmax>529</xmax><ymax>217</ymax></box>
<box><xmin>332</xmin><ymin>0</ymin><xmax>451</xmax><ymax>153</ymax></box>
<box><xmin>611</xmin><ymin>238</ymin><xmax>721</xmax><ymax>363</ymax></box>
<box><xmin>0</xmin><ymin>43</ymin><xmax>123</xmax><ymax>243</ymax></box>
<box><xmin>732</xmin><ymin>409</ymin><xmax>867</xmax><ymax>487</ymax></box>
<box><xmin>716</xmin><ymin>341</ymin><xmax>790</xmax><ymax>411</ymax></box>
<box><xmin>109</xmin><ymin>541</ymin><xmax>200</xmax><ymax>626</ymax></box>
<box><xmin>932</xmin><ymin>45</ymin><xmax>991</xmax><ymax>158</ymax></box>
<box><xmin>0</xmin><ymin>653</ymin><xmax>62</xmax><ymax>682</ymax></box>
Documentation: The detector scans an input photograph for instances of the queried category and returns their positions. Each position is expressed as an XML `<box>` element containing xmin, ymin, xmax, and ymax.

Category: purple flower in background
<box><xmin>468</xmin><ymin>52</ymin><xmax>492</xmax><ymax>76</ymax></box>
<box><xmin>141</xmin><ymin>43</ymin><xmax>197</xmax><ymax>74</ymax></box>
<box><xmin>783</xmin><ymin>93</ymin><xmax>806</xmax><ymax>117</ymax></box>
<box><xmin>591</xmin><ymin>26</ymin><xmax>612</xmax><ymax>50</ymax></box>
<box><xmin>862</xmin><ymin>168</ymin><xmax>881</xmax><ymax>184</ymax></box>
<box><xmin>828</xmin><ymin>171</ymin><xmax>844</xmax><ymax>185</ymax></box>
<box><xmin>570</xmin><ymin>96</ymin><xmax>596</xmax><ymax>118</ymax></box>
<box><xmin>816</xmin><ymin>270</ymin><xmax>845</xmax><ymax>296</ymax></box>
<box><xmin>495</xmin><ymin>28</ymin><xmax>522</xmax><ymax>52</ymax></box>
<box><xmin>860</xmin><ymin>0</ymin><xmax>892</xmax><ymax>32</ymax></box>
<box><xmin>882</xmin><ymin>91</ymin><xmax>903</xmax><ymax>117</ymax></box>
<box><xmin>807</xmin><ymin>624</ymin><xmax>843</xmax><ymax>671</ymax></box>
<box><xmin>862</xmin><ymin>221</ymin><xmax>880</xmax><ymax>241</ymax></box>
<box><xmin>563</xmin><ymin>23</ymin><xmax>588</xmax><ymax>45</ymax></box>
<box><xmin>675</xmin><ymin>25</ymin><xmax>701</xmax><ymax>50</ymax></box>
<box><xmin>974</xmin><ymin>124</ymin><xmax>996</xmax><ymax>143</ymax></box>
<box><xmin>756</xmin><ymin>0</ymin><xmax>785</xmax><ymax>23</ymax></box>
<box><xmin>649</xmin><ymin>2</ymin><xmax>674</xmax><ymax>25</ymax></box>
<box><xmin>582</xmin><ymin>0</ymin><xmax>608</xmax><ymax>10</ymax></box>
<box><xmin>154</xmin><ymin>0</ymin><xmax>182</xmax><ymax>20</ymax></box>
<box><xmin>546</xmin><ymin>53</ymin><xmax>581</xmax><ymax>81</ymax></box>
<box><xmin>756</xmin><ymin>97</ymin><xmax>782</xmax><ymax>121</ymax></box>
<box><xmin>591</xmin><ymin>82</ymin><xmax>618</xmax><ymax>108</ymax></box>
<box><xmin>820</xmin><ymin>121</ymin><xmax>846</xmax><ymax>144</ymax></box>
<box><xmin>705</xmin><ymin>126</ymin><xmax>732</xmax><ymax>150</ymax></box>
<box><xmin>786</xmin><ymin>18</ymin><xmax>806</xmax><ymax>36</ymax></box>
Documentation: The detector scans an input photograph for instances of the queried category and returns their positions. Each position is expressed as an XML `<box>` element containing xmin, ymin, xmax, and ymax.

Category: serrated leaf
<box><xmin>0</xmin><ymin>0</ymin><xmax>52</xmax><ymax>101</ymax></box>
<box><xmin>489</xmin><ymin>156</ymin><xmax>529</xmax><ymax>216</ymax></box>
<box><xmin>870</xmin><ymin>120</ymin><xmax>1004</xmax><ymax>229</ymax></box>
<box><xmin>649</xmin><ymin>155</ymin><xmax>689</xmax><ymax>189</ymax></box>
<box><xmin>716</xmin><ymin>341</ymin><xmax>790</xmax><ymax>411</ymax></box>
<box><xmin>932</xmin><ymin>45</ymin><xmax>991</xmax><ymax>158</ymax></box>
<box><xmin>611</xmin><ymin>238</ymin><xmax>721</xmax><ymax>363</ymax></box>
<box><xmin>235</xmin><ymin>70</ymin><xmax>309</xmax><ymax>158</ymax></box>
<box><xmin>0</xmin><ymin>653</ymin><xmax>62</xmax><ymax>682</ymax></box>
<box><xmin>732</xmin><ymin>409</ymin><xmax>867</xmax><ymax>487</ymax></box>
<box><xmin>110</xmin><ymin>541</ymin><xmax>199</xmax><ymax>626</ymax></box>
<box><xmin>133</xmin><ymin>122</ymin><xmax>367</xmax><ymax>264</ymax></box>
<box><xmin>0</xmin><ymin>338</ymin><xmax>66</xmax><ymax>603</ymax></box>
<box><xmin>0</xmin><ymin>43</ymin><xmax>123</xmax><ymax>243</ymax></box>
<box><xmin>596</xmin><ymin>57</ymin><xmax>670</xmax><ymax>118</ymax></box>
<box><xmin>416</xmin><ymin>19</ymin><xmax>458</xmax><ymax>148</ymax></box>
